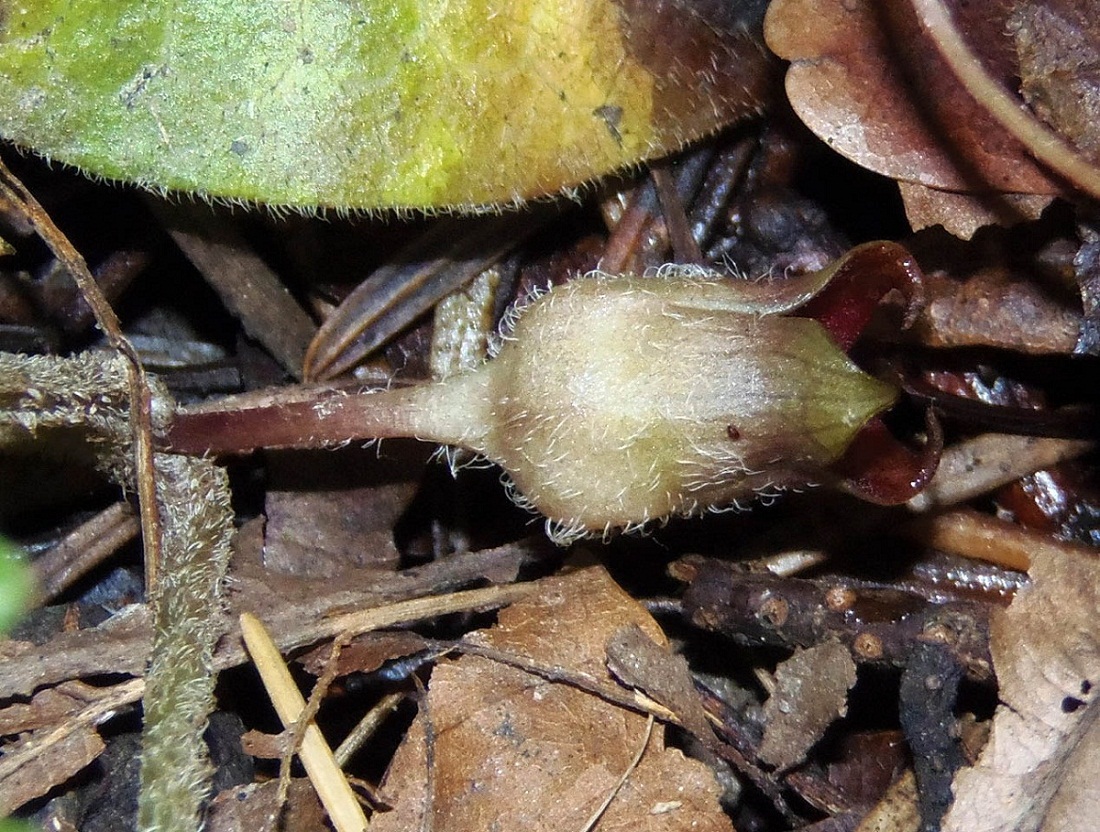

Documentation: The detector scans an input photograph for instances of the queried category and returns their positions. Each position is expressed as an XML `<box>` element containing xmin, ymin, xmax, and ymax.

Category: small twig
<box><xmin>334</xmin><ymin>692</ymin><xmax>406</xmax><ymax>769</ymax></box>
<box><xmin>650</xmin><ymin>165</ymin><xmax>704</xmax><ymax>265</ymax></box>
<box><xmin>0</xmin><ymin>556</ymin><xmax>546</xmax><ymax>699</ymax></box>
<box><xmin>60</xmin><ymin>248</ymin><xmax>152</xmax><ymax>335</ymax></box>
<box><xmin>240</xmin><ymin>612</ymin><xmax>369</xmax><ymax>832</ymax></box>
<box><xmin>578</xmin><ymin>716</ymin><xmax>654</xmax><ymax>832</ymax></box>
<box><xmin>278</xmin><ymin>632</ymin><xmax>353</xmax><ymax>809</ymax></box>
<box><xmin>600</xmin><ymin>148</ymin><xmax>714</xmax><ymax>274</ymax></box>
<box><xmin>744</xmin><ymin>549</ymin><xmax>830</xmax><ymax>578</ymax></box>
<box><xmin>693</xmin><ymin>137</ymin><xmax>757</xmax><ymax>251</ymax></box>
<box><xmin>414</xmin><ymin>675</ymin><xmax>434</xmax><ymax>832</ymax></box>
<box><xmin>456</xmin><ymin>641</ymin><xmax>678</xmax><ymax>723</ymax></box>
<box><xmin>600</xmin><ymin>179</ymin><xmax>660</xmax><ymax>274</ymax></box>
<box><xmin>0</xmin><ymin>677</ymin><xmax>144</xmax><ymax>783</ymax></box>
<box><xmin>0</xmin><ymin>159</ymin><xmax>162</xmax><ymax>593</ymax></box>
<box><xmin>289</xmin><ymin>581</ymin><xmax>539</xmax><ymax>654</ymax></box>
<box><xmin>33</xmin><ymin>502</ymin><xmax>140</xmax><ymax>603</ymax></box>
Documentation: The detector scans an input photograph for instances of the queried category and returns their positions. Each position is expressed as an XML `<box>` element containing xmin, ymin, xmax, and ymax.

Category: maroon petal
<box><xmin>832</xmin><ymin>409</ymin><xmax>943</xmax><ymax>504</ymax></box>
<box><xmin>799</xmin><ymin>241</ymin><xmax>925</xmax><ymax>351</ymax></box>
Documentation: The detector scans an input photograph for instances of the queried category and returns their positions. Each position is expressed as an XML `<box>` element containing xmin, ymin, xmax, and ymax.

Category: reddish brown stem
<box><xmin>163</xmin><ymin>372</ymin><xmax>491</xmax><ymax>456</ymax></box>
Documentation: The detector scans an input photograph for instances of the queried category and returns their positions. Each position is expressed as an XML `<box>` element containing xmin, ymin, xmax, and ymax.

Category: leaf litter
<box><xmin>4</xmin><ymin>4</ymin><xmax>1100</xmax><ymax>830</ymax></box>
<box><xmin>370</xmin><ymin>567</ymin><xmax>733</xmax><ymax>832</ymax></box>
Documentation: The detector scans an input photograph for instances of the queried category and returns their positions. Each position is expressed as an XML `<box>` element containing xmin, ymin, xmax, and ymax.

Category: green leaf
<box><xmin>0</xmin><ymin>0</ymin><xmax>770</xmax><ymax>211</ymax></box>
<box><xmin>0</xmin><ymin>537</ymin><xmax>32</xmax><ymax>636</ymax></box>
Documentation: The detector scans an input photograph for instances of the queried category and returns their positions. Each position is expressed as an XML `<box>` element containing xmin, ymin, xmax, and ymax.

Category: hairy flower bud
<box><xmin>458</xmin><ymin>270</ymin><xmax>896</xmax><ymax>540</ymax></box>
<box><xmin>167</xmin><ymin>261</ymin><xmax>903</xmax><ymax>543</ymax></box>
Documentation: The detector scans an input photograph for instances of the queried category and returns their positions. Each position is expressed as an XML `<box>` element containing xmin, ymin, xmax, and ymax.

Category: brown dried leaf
<box><xmin>238</xmin><ymin>730</ymin><xmax>288</xmax><ymax>761</ymax></box>
<box><xmin>766</xmin><ymin>0</ymin><xmax>1063</xmax><ymax>232</ymax></box>
<box><xmin>758</xmin><ymin>641</ymin><xmax>858</xmax><ymax>772</ymax></box>
<box><xmin>262</xmin><ymin>447</ymin><xmax>426</xmax><ymax>578</ymax></box>
<box><xmin>0</xmin><ymin>681</ymin><xmax>100</xmax><ymax>735</ymax></box>
<box><xmin>911</xmin><ymin>266</ymin><xmax>1081</xmax><ymax>355</ymax></box>
<box><xmin>1011</xmin><ymin>0</ymin><xmax>1100</xmax><ymax>164</ymax></box>
<box><xmin>0</xmin><ymin>726</ymin><xmax>104</xmax><ymax>815</ymax></box>
<box><xmin>827</xmin><ymin>731</ymin><xmax>908</xmax><ymax>810</ymax></box>
<box><xmin>0</xmin><ymin>605</ymin><xmax>152</xmax><ymax>699</ymax></box>
<box><xmin>943</xmin><ymin>546</ymin><xmax>1100</xmax><ymax>832</ymax></box>
<box><xmin>206</xmin><ymin>779</ymin><xmax>328</xmax><ymax>832</ymax></box>
<box><xmin>298</xmin><ymin>630</ymin><xmax>433</xmax><ymax>679</ymax></box>
<box><xmin>897</xmin><ymin>182</ymin><xmax>1052</xmax><ymax>239</ymax></box>
<box><xmin>606</xmin><ymin>624</ymin><xmax>718</xmax><ymax>754</ymax></box>
<box><xmin>371</xmin><ymin>567</ymin><xmax>731</xmax><ymax>832</ymax></box>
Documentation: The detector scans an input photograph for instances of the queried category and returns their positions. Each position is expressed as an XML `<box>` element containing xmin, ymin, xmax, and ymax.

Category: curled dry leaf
<box><xmin>943</xmin><ymin>544</ymin><xmax>1100</xmax><ymax>832</ymax></box>
<box><xmin>896</xmin><ymin>184</ymin><xmax>1051</xmax><ymax>242</ymax></box>
<box><xmin>765</xmin><ymin>0</ymin><xmax>1061</xmax><ymax>236</ymax></box>
<box><xmin>370</xmin><ymin>567</ymin><xmax>732</xmax><ymax>832</ymax></box>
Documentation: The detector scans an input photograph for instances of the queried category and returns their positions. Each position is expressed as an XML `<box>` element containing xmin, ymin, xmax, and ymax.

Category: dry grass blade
<box><xmin>32</xmin><ymin>501</ymin><xmax>140</xmax><ymax>603</ymax></box>
<box><xmin>304</xmin><ymin>213</ymin><xmax>540</xmax><ymax>380</ymax></box>
<box><xmin>335</xmin><ymin>692</ymin><xmax>406</xmax><ymax>769</ymax></box>
<box><xmin>240</xmin><ymin>612</ymin><xmax>369</xmax><ymax>832</ymax></box>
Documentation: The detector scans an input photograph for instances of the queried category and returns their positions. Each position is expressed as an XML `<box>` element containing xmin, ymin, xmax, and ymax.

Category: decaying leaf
<box><xmin>765</xmin><ymin>0</ymin><xmax>1057</xmax><ymax>194</ymax></box>
<box><xmin>206</xmin><ymin>779</ymin><xmax>328</xmax><ymax>832</ymax></box>
<box><xmin>0</xmin><ymin>0</ymin><xmax>772</xmax><ymax>211</ymax></box>
<box><xmin>758</xmin><ymin>641</ymin><xmax>857</xmax><ymax>772</ymax></box>
<box><xmin>0</xmin><ymin>725</ymin><xmax>104</xmax><ymax>815</ymax></box>
<box><xmin>1011</xmin><ymin>0</ymin><xmax>1100</xmax><ymax>165</ymax></box>
<box><xmin>765</xmin><ymin>0</ymin><xmax>1061</xmax><ymax>237</ymax></box>
<box><xmin>943</xmin><ymin>544</ymin><xmax>1100</xmax><ymax>832</ymax></box>
<box><xmin>261</xmin><ymin>447</ymin><xmax>426</xmax><ymax>577</ymax></box>
<box><xmin>606</xmin><ymin>624</ymin><xmax>720</xmax><ymax>755</ymax></box>
<box><xmin>371</xmin><ymin>567</ymin><xmax>732</xmax><ymax>831</ymax></box>
<box><xmin>896</xmin><ymin>183</ymin><xmax>1051</xmax><ymax>242</ymax></box>
<box><xmin>910</xmin><ymin>264</ymin><xmax>1082</xmax><ymax>355</ymax></box>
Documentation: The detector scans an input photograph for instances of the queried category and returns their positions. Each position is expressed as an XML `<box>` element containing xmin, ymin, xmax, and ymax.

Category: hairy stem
<box><xmin>164</xmin><ymin>370</ymin><xmax>493</xmax><ymax>455</ymax></box>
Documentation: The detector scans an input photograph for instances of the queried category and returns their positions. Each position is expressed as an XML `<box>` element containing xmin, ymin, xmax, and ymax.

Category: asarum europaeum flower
<box><xmin>166</xmin><ymin>241</ymin><xmax>934</xmax><ymax>542</ymax></box>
